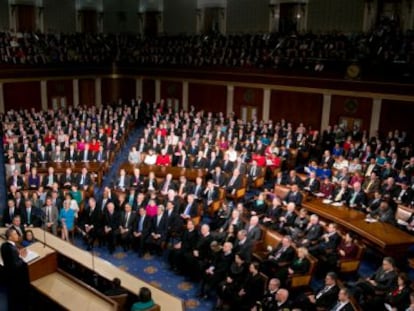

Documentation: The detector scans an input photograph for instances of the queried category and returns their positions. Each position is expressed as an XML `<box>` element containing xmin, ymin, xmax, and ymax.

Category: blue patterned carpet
<box><xmin>73</xmin><ymin>238</ymin><xmax>214</xmax><ymax>311</ymax></box>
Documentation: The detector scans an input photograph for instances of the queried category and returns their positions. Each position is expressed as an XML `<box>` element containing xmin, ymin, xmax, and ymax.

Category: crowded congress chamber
<box><xmin>1</xmin><ymin>1</ymin><xmax>414</xmax><ymax>311</ymax></box>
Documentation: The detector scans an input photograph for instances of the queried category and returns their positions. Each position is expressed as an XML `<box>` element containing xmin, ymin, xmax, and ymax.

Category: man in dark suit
<box><xmin>168</xmin><ymin>219</ymin><xmax>199</xmax><ymax>272</ymax></box>
<box><xmin>207</xmin><ymin>151</ymin><xmax>221</xmax><ymax>173</ymax></box>
<box><xmin>330</xmin><ymin>288</ymin><xmax>355</xmax><ymax>311</ymax></box>
<box><xmin>233</xmin><ymin>229</ymin><xmax>254</xmax><ymax>263</ymax></box>
<box><xmin>116</xmin><ymin>203</ymin><xmax>136</xmax><ymax>251</ymax></box>
<box><xmin>304</xmin><ymin>171</ymin><xmax>320</xmax><ymax>193</ymax></box>
<box><xmin>246</xmin><ymin>160</ymin><xmax>263</xmax><ymax>188</ymax></box>
<box><xmin>303</xmin><ymin>272</ymin><xmax>340</xmax><ymax>310</ymax></box>
<box><xmin>308</xmin><ymin>223</ymin><xmax>341</xmax><ymax>256</ymax></box>
<box><xmin>283</xmin><ymin>184</ymin><xmax>303</xmax><ymax>206</ymax></box>
<box><xmin>114</xmin><ymin>168</ymin><xmax>131</xmax><ymax>191</ymax></box>
<box><xmin>226</xmin><ymin>169</ymin><xmax>243</xmax><ymax>195</ymax></box>
<box><xmin>79</xmin><ymin>143</ymin><xmax>93</xmax><ymax>162</ymax></box>
<box><xmin>60</xmin><ymin>167</ymin><xmax>76</xmax><ymax>189</ymax></box>
<box><xmin>261</xmin><ymin>235</ymin><xmax>295</xmax><ymax>277</ymax></box>
<box><xmin>393</xmin><ymin>181</ymin><xmax>413</xmax><ymax>206</ymax></box>
<box><xmin>180</xmin><ymin>194</ymin><xmax>199</xmax><ymax>222</ymax></box>
<box><xmin>298</xmin><ymin>214</ymin><xmax>323</xmax><ymax>247</ymax></box>
<box><xmin>37</xmin><ymin>145</ymin><xmax>50</xmax><ymax>163</ymax></box>
<box><xmin>1</xmin><ymin>227</ymin><xmax>30</xmax><ymax>311</ymax></box>
<box><xmin>102</xmin><ymin>202</ymin><xmax>120</xmax><ymax>254</ymax></box>
<box><xmin>192</xmin><ymin>151</ymin><xmax>208</xmax><ymax>169</ymax></box>
<box><xmin>65</xmin><ymin>145</ymin><xmax>78</xmax><ymax>162</ymax></box>
<box><xmin>2</xmin><ymin>199</ymin><xmax>20</xmax><ymax>227</ymax></box>
<box><xmin>7</xmin><ymin>170</ymin><xmax>25</xmax><ymax>190</ymax></box>
<box><xmin>165</xmin><ymin>201</ymin><xmax>184</xmax><ymax>243</ymax></box>
<box><xmin>79</xmin><ymin>197</ymin><xmax>102</xmax><ymax>250</ymax></box>
<box><xmin>41</xmin><ymin>167</ymin><xmax>59</xmax><ymax>189</ymax></box>
<box><xmin>245</xmin><ymin>216</ymin><xmax>262</xmax><ymax>241</ymax></box>
<box><xmin>94</xmin><ymin>145</ymin><xmax>107</xmax><ymax>163</ymax></box>
<box><xmin>21</xmin><ymin>199</ymin><xmax>42</xmax><ymax>228</ymax></box>
<box><xmin>202</xmin><ymin>179</ymin><xmax>219</xmax><ymax>210</ymax></box>
<box><xmin>132</xmin><ymin>207</ymin><xmax>152</xmax><ymax>257</ymax></box>
<box><xmin>347</xmin><ymin>182</ymin><xmax>367</xmax><ymax>209</ymax></box>
<box><xmin>76</xmin><ymin>167</ymin><xmax>92</xmax><ymax>191</ymax></box>
<box><xmin>221</xmin><ymin>154</ymin><xmax>234</xmax><ymax>174</ymax></box>
<box><xmin>143</xmin><ymin>171</ymin><xmax>158</xmax><ymax>192</ymax></box>
<box><xmin>211</xmin><ymin>166</ymin><xmax>227</xmax><ymax>188</ymax></box>
<box><xmin>146</xmin><ymin>205</ymin><xmax>168</xmax><ymax>255</ymax></box>
<box><xmin>191</xmin><ymin>177</ymin><xmax>205</xmax><ymax>199</ymax></box>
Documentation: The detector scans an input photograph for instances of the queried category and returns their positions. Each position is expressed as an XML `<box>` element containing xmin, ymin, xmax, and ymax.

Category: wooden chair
<box><xmin>289</xmin><ymin>253</ymin><xmax>318</xmax><ymax>289</ymax></box>
<box><xmin>253</xmin><ymin>229</ymin><xmax>283</xmax><ymax>261</ymax></box>
<box><xmin>110</xmin><ymin>293</ymin><xmax>128</xmax><ymax>311</ymax></box>
<box><xmin>338</xmin><ymin>240</ymin><xmax>366</xmax><ymax>275</ymax></box>
<box><xmin>208</xmin><ymin>188</ymin><xmax>225</xmax><ymax>217</ymax></box>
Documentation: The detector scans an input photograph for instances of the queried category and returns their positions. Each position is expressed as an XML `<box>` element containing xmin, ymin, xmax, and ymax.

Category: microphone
<box><xmin>41</xmin><ymin>210</ymin><xmax>47</xmax><ymax>248</ymax></box>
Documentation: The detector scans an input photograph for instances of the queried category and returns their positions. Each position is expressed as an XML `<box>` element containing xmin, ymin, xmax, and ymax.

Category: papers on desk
<box><xmin>314</xmin><ymin>192</ymin><xmax>325</xmax><ymax>198</ymax></box>
<box><xmin>23</xmin><ymin>249</ymin><xmax>40</xmax><ymax>263</ymax></box>
<box><xmin>331</xmin><ymin>202</ymin><xmax>343</xmax><ymax>207</ymax></box>
<box><xmin>397</xmin><ymin>219</ymin><xmax>408</xmax><ymax>226</ymax></box>
<box><xmin>365</xmin><ymin>217</ymin><xmax>378</xmax><ymax>223</ymax></box>
<box><xmin>322</xmin><ymin>199</ymin><xmax>333</xmax><ymax>204</ymax></box>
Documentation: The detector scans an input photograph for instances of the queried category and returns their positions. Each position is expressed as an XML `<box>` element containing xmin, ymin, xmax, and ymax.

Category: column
<box><xmin>262</xmin><ymin>88</ymin><xmax>271</xmax><ymax>121</ymax></box>
<box><xmin>182</xmin><ymin>81</ymin><xmax>189</xmax><ymax>111</ymax></box>
<box><xmin>40</xmin><ymin>80</ymin><xmax>48</xmax><ymax>111</ymax></box>
<box><xmin>226</xmin><ymin>85</ymin><xmax>234</xmax><ymax>116</ymax></box>
<box><xmin>269</xmin><ymin>4</ymin><xmax>280</xmax><ymax>32</ymax></box>
<box><xmin>36</xmin><ymin>6</ymin><xmax>44</xmax><ymax>33</ymax></box>
<box><xmin>296</xmin><ymin>3</ymin><xmax>308</xmax><ymax>33</ymax></box>
<box><xmin>73</xmin><ymin>79</ymin><xmax>79</xmax><ymax>107</ymax></box>
<box><xmin>321</xmin><ymin>93</ymin><xmax>331</xmax><ymax>132</ymax></box>
<box><xmin>136</xmin><ymin>78</ymin><xmax>143</xmax><ymax>99</ymax></box>
<box><xmin>402</xmin><ymin>0</ymin><xmax>414</xmax><ymax>31</ymax></box>
<box><xmin>370</xmin><ymin>98</ymin><xmax>382</xmax><ymax>138</ymax></box>
<box><xmin>363</xmin><ymin>0</ymin><xmax>377</xmax><ymax>32</ymax></box>
<box><xmin>9</xmin><ymin>5</ymin><xmax>17</xmax><ymax>31</ymax></box>
<box><xmin>157</xmin><ymin>12</ymin><xmax>164</xmax><ymax>35</ymax></box>
<box><xmin>219</xmin><ymin>8</ymin><xmax>226</xmax><ymax>34</ymax></box>
<box><xmin>95</xmin><ymin>78</ymin><xmax>102</xmax><ymax>107</ymax></box>
<box><xmin>0</xmin><ymin>83</ymin><xmax>4</xmax><ymax>114</ymax></box>
<box><xmin>155</xmin><ymin>80</ymin><xmax>161</xmax><ymax>103</ymax></box>
<box><xmin>196</xmin><ymin>9</ymin><xmax>203</xmax><ymax>34</ymax></box>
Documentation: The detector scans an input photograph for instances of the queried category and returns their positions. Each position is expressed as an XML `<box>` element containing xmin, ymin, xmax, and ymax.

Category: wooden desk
<box><xmin>32</xmin><ymin>270</ymin><xmax>117</xmax><ymax>311</ymax></box>
<box><xmin>120</xmin><ymin>163</ymin><xmax>206</xmax><ymax>182</ymax></box>
<box><xmin>36</xmin><ymin>162</ymin><xmax>105</xmax><ymax>184</ymax></box>
<box><xmin>32</xmin><ymin>228</ymin><xmax>182</xmax><ymax>310</ymax></box>
<box><xmin>303</xmin><ymin>198</ymin><xmax>414</xmax><ymax>258</ymax></box>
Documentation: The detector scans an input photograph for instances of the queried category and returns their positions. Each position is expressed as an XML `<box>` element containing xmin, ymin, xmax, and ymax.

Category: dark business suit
<box><xmin>117</xmin><ymin>211</ymin><xmax>137</xmax><ymax>250</ymax></box>
<box><xmin>132</xmin><ymin>214</ymin><xmax>152</xmax><ymax>256</ymax></box>
<box><xmin>261</xmin><ymin>244</ymin><xmax>295</xmax><ymax>276</ymax></box>
<box><xmin>1</xmin><ymin>241</ymin><xmax>30</xmax><ymax>311</ymax></box>
<box><xmin>146</xmin><ymin>214</ymin><xmax>168</xmax><ymax>254</ymax></box>
<box><xmin>284</xmin><ymin>190</ymin><xmax>303</xmax><ymax>206</ymax></box>
<box><xmin>102</xmin><ymin>210</ymin><xmax>120</xmax><ymax>253</ymax></box>
<box><xmin>80</xmin><ymin>205</ymin><xmax>102</xmax><ymax>248</ymax></box>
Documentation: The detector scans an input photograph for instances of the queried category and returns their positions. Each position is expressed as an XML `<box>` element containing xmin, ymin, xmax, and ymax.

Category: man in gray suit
<box><xmin>42</xmin><ymin>196</ymin><xmax>59</xmax><ymax>235</ymax></box>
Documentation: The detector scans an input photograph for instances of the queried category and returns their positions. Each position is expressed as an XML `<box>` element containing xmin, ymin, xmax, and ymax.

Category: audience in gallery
<box><xmin>0</xmin><ymin>17</ymin><xmax>413</xmax><ymax>80</ymax></box>
<box><xmin>3</xmin><ymin>96</ymin><xmax>414</xmax><ymax>311</ymax></box>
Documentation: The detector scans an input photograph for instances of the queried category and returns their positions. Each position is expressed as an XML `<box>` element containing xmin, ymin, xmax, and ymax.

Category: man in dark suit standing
<box><xmin>79</xmin><ymin>197</ymin><xmax>102</xmax><ymax>250</ymax></box>
<box><xmin>1</xmin><ymin>227</ymin><xmax>30</xmax><ymax>311</ymax></box>
<box><xmin>146</xmin><ymin>205</ymin><xmax>168</xmax><ymax>255</ymax></box>
<box><xmin>102</xmin><ymin>202</ymin><xmax>120</xmax><ymax>254</ymax></box>
<box><xmin>132</xmin><ymin>207</ymin><xmax>152</xmax><ymax>257</ymax></box>
<box><xmin>117</xmin><ymin>203</ymin><xmax>136</xmax><ymax>251</ymax></box>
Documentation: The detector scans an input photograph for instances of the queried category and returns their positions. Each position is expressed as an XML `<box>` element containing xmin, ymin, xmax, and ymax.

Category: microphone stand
<box><xmin>90</xmin><ymin>245</ymin><xmax>99</xmax><ymax>288</ymax></box>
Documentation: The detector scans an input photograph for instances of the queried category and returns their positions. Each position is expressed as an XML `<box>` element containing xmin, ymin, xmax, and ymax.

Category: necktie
<box><xmin>157</xmin><ymin>216</ymin><xmax>161</xmax><ymax>227</ymax></box>
<box><xmin>47</xmin><ymin>207</ymin><xmax>51</xmax><ymax>222</ymax></box>
<box><xmin>124</xmin><ymin>213</ymin><xmax>129</xmax><ymax>227</ymax></box>
<box><xmin>184</xmin><ymin>204</ymin><xmax>191</xmax><ymax>215</ymax></box>
<box><xmin>139</xmin><ymin>216</ymin><xmax>144</xmax><ymax>231</ymax></box>
<box><xmin>27</xmin><ymin>209</ymin><xmax>31</xmax><ymax>224</ymax></box>
<box><xmin>81</xmin><ymin>175</ymin><xmax>85</xmax><ymax>185</ymax></box>
<box><xmin>350</xmin><ymin>192</ymin><xmax>357</xmax><ymax>205</ymax></box>
<box><xmin>10</xmin><ymin>208</ymin><xmax>14</xmax><ymax>219</ymax></box>
<box><xmin>316</xmin><ymin>286</ymin><xmax>330</xmax><ymax>299</ymax></box>
<box><xmin>84</xmin><ymin>151</ymin><xmax>88</xmax><ymax>161</ymax></box>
